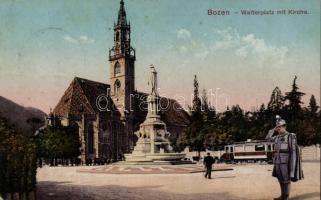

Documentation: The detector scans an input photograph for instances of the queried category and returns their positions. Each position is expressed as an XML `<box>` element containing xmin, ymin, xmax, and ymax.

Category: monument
<box><xmin>124</xmin><ymin>65</ymin><xmax>186</xmax><ymax>164</ymax></box>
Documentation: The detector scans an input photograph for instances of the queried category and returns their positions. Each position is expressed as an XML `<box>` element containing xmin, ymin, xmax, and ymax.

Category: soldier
<box><xmin>265</xmin><ymin>116</ymin><xmax>304</xmax><ymax>200</ymax></box>
<box><xmin>203</xmin><ymin>152</ymin><xmax>215</xmax><ymax>179</ymax></box>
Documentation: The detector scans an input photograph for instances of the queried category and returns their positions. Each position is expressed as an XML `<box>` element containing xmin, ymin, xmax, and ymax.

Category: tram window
<box><xmin>235</xmin><ymin>146</ymin><xmax>243</xmax><ymax>152</ymax></box>
<box><xmin>255</xmin><ymin>145</ymin><xmax>264</xmax><ymax>151</ymax></box>
<box><xmin>225</xmin><ymin>147</ymin><xmax>229</xmax><ymax>152</ymax></box>
<box><xmin>230</xmin><ymin>147</ymin><xmax>234</xmax><ymax>152</ymax></box>
<box><xmin>245</xmin><ymin>145</ymin><xmax>255</xmax><ymax>152</ymax></box>
<box><xmin>267</xmin><ymin>145</ymin><xmax>272</xmax><ymax>151</ymax></box>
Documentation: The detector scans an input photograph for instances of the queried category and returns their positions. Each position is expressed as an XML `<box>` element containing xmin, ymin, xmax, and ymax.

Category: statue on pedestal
<box><xmin>124</xmin><ymin>65</ymin><xmax>185</xmax><ymax>163</ymax></box>
<box><xmin>148</xmin><ymin>64</ymin><xmax>158</xmax><ymax>96</ymax></box>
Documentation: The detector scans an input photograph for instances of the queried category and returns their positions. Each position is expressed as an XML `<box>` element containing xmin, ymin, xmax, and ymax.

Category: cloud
<box><xmin>174</xmin><ymin>27</ymin><xmax>288</xmax><ymax>63</ymax></box>
<box><xmin>63</xmin><ymin>35</ymin><xmax>78</xmax><ymax>44</ymax></box>
<box><xmin>212</xmin><ymin>28</ymin><xmax>288</xmax><ymax>65</ymax></box>
<box><xmin>79</xmin><ymin>35</ymin><xmax>95</xmax><ymax>44</ymax></box>
<box><xmin>176</xmin><ymin>39</ymin><xmax>209</xmax><ymax>59</ymax></box>
<box><xmin>238</xmin><ymin>34</ymin><xmax>288</xmax><ymax>64</ymax></box>
<box><xmin>177</xmin><ymin>29</ymin><xmax>191</xmax><ymax>39</ymax></box>
<box><xmin>212</xmin><ymin>28</ymin><xmax>240</xmax><ymax>50</ymax></box>
<box><xmin>194</xmin><ymin>49</ymin><xmax>209</xmax><ymax>59</ymax></box>
<box><xmin>235</xmin><ymin>46</ymin><xmax>248</xmax><ymax>57</ymax></box>
<box><xmin>178</xmin><ymin>45</ymin><xmax>188</xmax><ymax>53</ymax></box>
<box><xmin>63</xmin><ymin>35</ymin><xmax>95</xmax><ymax>44</ymax></box>
<box><xmin>175</xmin><ymin>29</ymin><xmax>209</xmax><ymax>59</ymax></box>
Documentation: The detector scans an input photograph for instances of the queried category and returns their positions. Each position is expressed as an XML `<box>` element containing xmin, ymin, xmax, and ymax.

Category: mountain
<box><xmin>0</xmin><ymin>96</ymin><xmax>46</xmax><ymax>134</ymax></box>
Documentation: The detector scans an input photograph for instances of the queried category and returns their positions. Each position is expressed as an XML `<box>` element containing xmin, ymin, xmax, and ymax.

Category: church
<box><xmin>51</xmin><ymin>0</ymin><xmax>190</xmax><ymax>164</ymax></box>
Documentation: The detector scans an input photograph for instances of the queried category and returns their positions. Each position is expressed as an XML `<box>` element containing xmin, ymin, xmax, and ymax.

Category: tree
<box><xmin>0</xmin><ymin>114</ymin><xmax>37</xmax><ymax>198</ymax></box>
<box><xmin>247</xmin><ymin>103</ymin><xmax>275</xmax><ymax>140</ymax></box>
<box><xmin>315</xmin><ymin>111</ymin><xmax>321</xmax><ymax>144</ymax></box>
<box><xmin>201</xmin><ymin>88</ymin><xmax>216</xmax><ymax>122</ymax></box>
<box><xmin>177</xmin><ymin>75</ymin><xmax>205</xmax><ymax>156</ymax></box>
<box><xmin>308</xmin><ymin>95</ymin><xmax>319</xmax><ymax>114</ymax></box>
<box><xmin>179</xmin><ymin>75</ymin><xmax>319</xmax><ymax>155</ymax></box>
<box><xmin>302</xmin><ymin>95</ymin><xmax>321</xmax><ymax>145</ymax></box>
<box><xmin>26</xmin><ymin>117</ymin><xmax>43</xmax><ymax>134</ymax></box>
<box><xmin>284</xmin><ymin>76</ymin><xmax>305</xmax><ymax>119</ymax></box>
<box><xmin>267</xmin><ymin>86</ymin><xmax>284</xmax><ymax>113</ymax></box>
<box><xmin>284</xmin><ymin>76</ymin><xmax>306</xmax><ymax>145</ymax></box>
<box><xmin>36</xmin><ymin>125</ymin><xmax>80</xmax><ymax>165</ymax></box>
<box><xmin>192</xmin><ymin>75</ymin><xmax>202</xmax><ymax>117</ymax></box>
<box><xmin>228</xmin><ymin>105</ymin><xmax>248</xmax><ymax>142</ymax></box>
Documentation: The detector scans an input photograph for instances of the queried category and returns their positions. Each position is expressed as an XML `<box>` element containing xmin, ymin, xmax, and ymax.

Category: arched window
<box><xmin>114</xmin><ymin>62</ymin><xmax>121</xmax><ymax>76</ymax></box>
<box><xmin>116</xmin><ymin>31</ymin><xmax>120</xmax><ymax>42</ymax></box>
<box><xmin>86</xmin><ymin>122</ymin><xmax>94</xmax><ymax>154</ymax></box>
<box><xmin>114</xmin><ymin>79</ymin><xmax>121</xmax><ymax>96</ymax></box>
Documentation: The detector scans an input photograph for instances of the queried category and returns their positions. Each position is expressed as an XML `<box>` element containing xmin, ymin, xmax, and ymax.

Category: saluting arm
<box><xmin>265</xmin><ymin>129</ymin><xmax>277</xmax><ymax>142</ymax></box>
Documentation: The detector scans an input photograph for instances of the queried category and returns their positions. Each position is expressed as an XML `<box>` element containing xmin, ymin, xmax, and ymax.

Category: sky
<box><xmin>0</xmin><ymin>0</ymin><xmax>320</xmax><ymax>112</ymax></box>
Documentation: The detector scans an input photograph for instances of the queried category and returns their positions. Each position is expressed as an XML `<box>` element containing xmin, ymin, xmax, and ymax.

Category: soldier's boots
<box><xmin>283</xmin><ymin>183</ymin><xmax>290</xmax><ymax>200</ymax></box>
<box><xmin>274</xmin><ymin>183</ymin><xmax>290</xmax><ymax>200</ymax></box>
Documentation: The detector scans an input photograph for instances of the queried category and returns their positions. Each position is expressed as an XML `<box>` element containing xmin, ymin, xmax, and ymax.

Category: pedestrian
<box><xmin>265</xmin><ymin>116</ymin><xmax>304</xmax><ymax>200</ymax></box>
<box><xmin>203</xmin><ymin>152</ymin><xmax>215</xmax><ymax>179</ymax></box>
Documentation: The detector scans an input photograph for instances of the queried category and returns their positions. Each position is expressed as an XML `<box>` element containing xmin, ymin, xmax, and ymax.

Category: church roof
<box><xmin>53</xmin><ymin>77</ymin><xmax>190</xmax><ymax>127</ymax></box>
<box><xmin>53</xmin><ymin>77</ymin><xmax>111</xmax><ymax>117</ymax></box>
<box><xmin>133</xmin><ymin>92</ymin><xmax>190</xmax><ymax>128</ymax></box>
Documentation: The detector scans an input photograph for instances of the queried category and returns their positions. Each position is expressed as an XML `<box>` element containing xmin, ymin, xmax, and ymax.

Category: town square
<box><xmin>36</xmin><ymin>162</ymin><xmax>320</xmax><ymax>200</ymax></box>
<box><xmin>0</xmin><ymin>0</ymin><xmax>320</xmax><ymax>200</ymax></box>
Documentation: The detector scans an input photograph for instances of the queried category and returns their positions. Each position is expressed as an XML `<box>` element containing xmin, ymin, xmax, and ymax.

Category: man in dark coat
<box><xmin>266</xmin><ymin>116</ymin><xmax>304</xmax><ymax>200</ymax></box>
<box><xmin>203</xmin><ymin>152</ymin><xmax>215</xmax><ymax>179</ymax></box>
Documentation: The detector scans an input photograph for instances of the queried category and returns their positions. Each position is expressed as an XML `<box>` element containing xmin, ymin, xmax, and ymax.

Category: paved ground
<box><xmin>76</xmin><ymin>164</ymin><xmax>233</xmax><ymax>174</ymax></box>
<box><xmin>37</xmin><ymin>162</ymin><xmax>320</xmax><ymax>200</ymax></box>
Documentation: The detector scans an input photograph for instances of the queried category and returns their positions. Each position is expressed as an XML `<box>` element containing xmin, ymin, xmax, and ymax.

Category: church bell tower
<box><xmin>109</xmin><ymin>0</ymin><xmax>136</xmax><ymax>119</ymax></box>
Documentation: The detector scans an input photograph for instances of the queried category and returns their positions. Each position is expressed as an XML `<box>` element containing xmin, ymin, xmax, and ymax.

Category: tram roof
<box><xmin>226</xmin><ymin>140</ymin><xmax>273</xmax><ymax>145</ymax></box>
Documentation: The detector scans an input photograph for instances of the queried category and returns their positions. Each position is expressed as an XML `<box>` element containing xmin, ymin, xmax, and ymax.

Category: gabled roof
<box><xmin>53</xmin><ymin>77</ymin><xmax>110</xmax><ymax>117</ymax></box>
<box><xmin>53</xmin><ymin>77</ymin><xmax>190</xmax><ymax>127</ymax></box>
<box><xmin>133</xmin><ymin>92</ymin><xmax>190</xmax><ymax>128</ymax></box>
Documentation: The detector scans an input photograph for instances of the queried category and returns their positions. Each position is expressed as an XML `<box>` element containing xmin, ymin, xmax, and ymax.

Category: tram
<box><xmin>220</xmin><ymin>139</ymin><xmax>274</xmax><ymax>163</ymax></box>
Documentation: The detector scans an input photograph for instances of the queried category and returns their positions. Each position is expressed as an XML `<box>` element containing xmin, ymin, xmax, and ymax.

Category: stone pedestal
<box><xmin>124</xmin><ymin>66</ymin><xmax>185</xmax><ymax>163</ymax></box>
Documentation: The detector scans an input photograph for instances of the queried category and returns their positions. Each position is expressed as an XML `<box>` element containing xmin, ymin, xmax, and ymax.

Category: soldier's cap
<box><xmin>275</xmin><ymin>119</ymin><xmax>286</xmax><ymax>127</ymax></box>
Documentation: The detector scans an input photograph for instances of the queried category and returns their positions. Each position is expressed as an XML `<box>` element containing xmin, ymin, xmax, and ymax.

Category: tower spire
<box><xmin>110</xmin><ymin>0</ymin><xmax>135</xmax><ymax>58</ymax></box>
<box><xmin>109</xmin><ymin>0</ymin><xmax>135</xmax><ymax>121</ymax></box>
<box><xmin>117</xmin><ymin>0</ymin><xmax>127</xmax><ymax>26</ymax></box>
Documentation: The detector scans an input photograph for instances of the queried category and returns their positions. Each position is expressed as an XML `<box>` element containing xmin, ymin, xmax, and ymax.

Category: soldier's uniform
<box><xmin>266</xmin><ymin>119</ymin><xmax>303</xmax><ymax>200</ymax></box>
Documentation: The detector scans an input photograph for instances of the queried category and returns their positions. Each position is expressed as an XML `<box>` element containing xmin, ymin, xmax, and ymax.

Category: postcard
<box><xmin>0</xmin><ymin>0</ymin><xmax>319</xmax><ymax>200</ymax></box>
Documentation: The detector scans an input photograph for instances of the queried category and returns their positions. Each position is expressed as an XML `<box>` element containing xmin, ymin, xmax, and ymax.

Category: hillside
<box><xmin>0</xmin><ymin>96</ymin><xmax>46</xmax><ymax>134</ymax></box>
